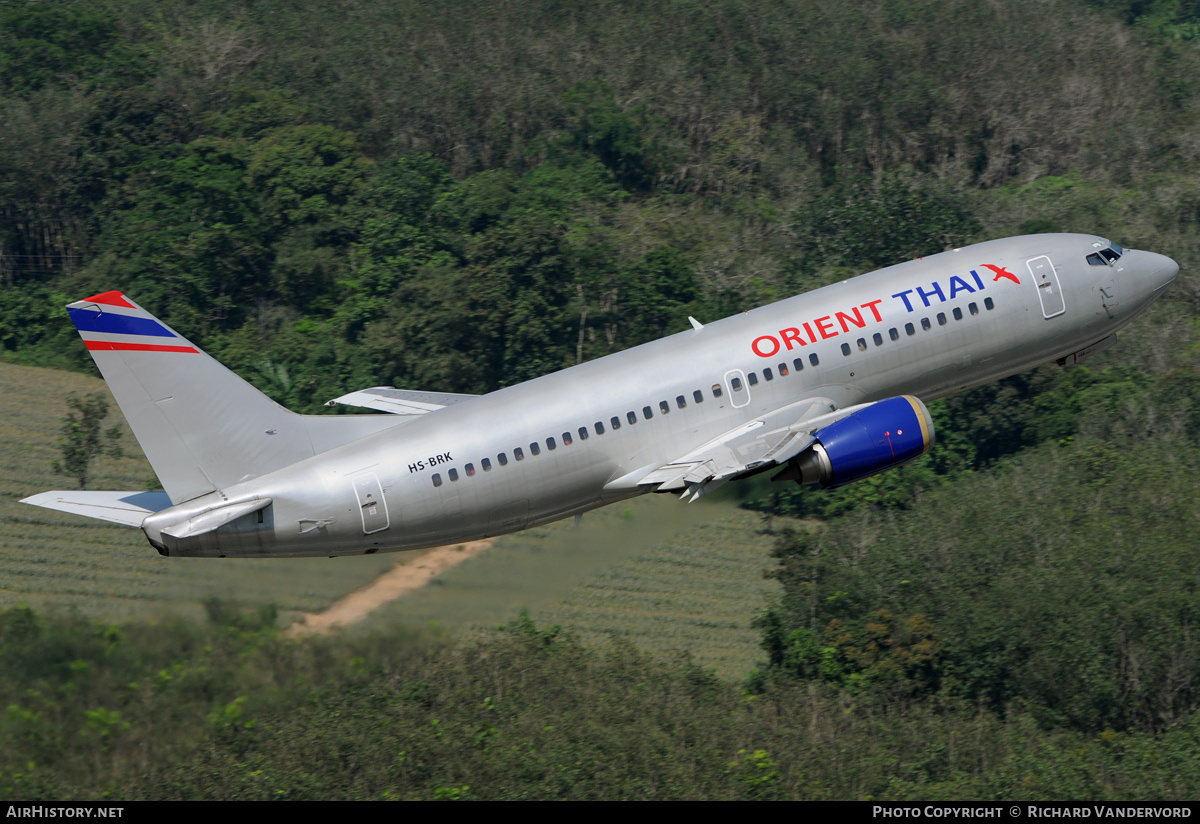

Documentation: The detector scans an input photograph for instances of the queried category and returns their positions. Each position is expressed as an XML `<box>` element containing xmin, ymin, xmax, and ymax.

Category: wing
<box><xmin>325</xmin><ymin>386</ymin><xmax>480</xmax><ymax>416</ymax></box>
<box><xmin>605</xmin><ymin>396</ymin><xmax>874</xmax><ymax>501</ymax></box>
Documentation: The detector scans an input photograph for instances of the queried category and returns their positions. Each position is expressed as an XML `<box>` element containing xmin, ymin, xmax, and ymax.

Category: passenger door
<box><xmin>1027</xmin><ymin>255</ymin><xmax>1066</xmax><ymax>319</ymax></box>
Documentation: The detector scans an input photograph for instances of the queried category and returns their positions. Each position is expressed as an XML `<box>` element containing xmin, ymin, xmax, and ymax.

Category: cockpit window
<box><xmin>1087</xmin><ymin>244</ymin><xmax>1123</xmax><ymax>265</ymax></box>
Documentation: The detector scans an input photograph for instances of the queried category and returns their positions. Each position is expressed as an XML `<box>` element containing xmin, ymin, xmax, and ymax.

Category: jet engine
<box><xmin>773</xmin><ymin>395</ymin><xmax>935</xmax><ymax>488</ymax></box>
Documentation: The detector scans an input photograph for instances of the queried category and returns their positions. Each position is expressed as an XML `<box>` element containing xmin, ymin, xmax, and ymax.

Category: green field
<box><xmin>1</xmin><ymin>360</ymin><xmax>778</xmax><ymax>677</ymax></box>
<box><xmin>361</xmin><ymin>497</ymin><xmax>778</xmax><ymax>677</ymax></box>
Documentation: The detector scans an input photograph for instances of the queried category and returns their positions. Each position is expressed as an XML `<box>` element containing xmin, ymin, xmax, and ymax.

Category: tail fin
<box><xmin>66</xmin><ymin>291</ymin><xmax>401</xmax><ymax>504</ymax></box>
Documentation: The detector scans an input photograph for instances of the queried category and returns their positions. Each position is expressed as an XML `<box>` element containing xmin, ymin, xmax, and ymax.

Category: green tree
<box><xmin>51</xmin><ymin>393</ymin><xmax>122</xmax><ymax>489</ymax></box>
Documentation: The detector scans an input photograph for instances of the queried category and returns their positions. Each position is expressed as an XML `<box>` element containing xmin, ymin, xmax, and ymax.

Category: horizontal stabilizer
<box><xmin>160</xmin><ymin>497</ymin><xmax>272</xmax><ymax>540</ymax></box>
<box><xmin>326</xmin><ymin>386</ymin><xmax>480</xmax><ymax>415</ymax></box>
<box><xmin>20</xmin><ymin>490</ymin><xmax>173</xmax><ymax>527</ymax></box>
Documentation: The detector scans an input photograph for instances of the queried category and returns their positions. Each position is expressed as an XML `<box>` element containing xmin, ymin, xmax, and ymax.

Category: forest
<box><xmin>3</xmin><ymin>0</ymin><xmax>1200</xmax><ymax>799</ymax></box>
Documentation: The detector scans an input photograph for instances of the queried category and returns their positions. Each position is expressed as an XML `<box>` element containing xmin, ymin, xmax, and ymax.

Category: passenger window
<box><xmin>611</xmin><ymin>416</ymin><xmax>621</xmax><ymax>430</ymax></box>
<box><xmin>676</xmin><ymin>395</ymin><xmax>687</xmax><ymax>408</ymax></box>
<box><xmin>627</xmin><ymin>411</ymin><xmax>637</xmax><ymax>424</ymax></box>
<box><xmin>809</xmin><ymin>353</ymin><xmax>819</xmax><ymax>366</ymax></box>
<box><xmin>546</xmin><ymin>437</ymin><xmax>556</xmax><ymax>450</ymax></box>
<box><xmin>693</xmin><ymin>390</ymin><xmax>704</xmax><ymax>403</ymax></box>
<box><xmin>778</xmin><ymin>362</ymin><xmax>789</xmax><ymax>376</ymax></box>
<box><xmin>530</xmin><ymin>442</ymin><xmax>541</xmax><ymax>455</ymax></box>
<box><xmin>465</xmin><ymin>463</ymin><xmax>475</xmax><ymax>476</ymax></box>
<box><xmin>921</xmin><ymin>318</ymin><xmax>931</xmax><ymax>330</ymax></box>
<box><xmin>953</xmin><ymin>307</ymin><xmax>963</xmax><ymax>321</ymax></box>
<box><xmin>763</xmin><ymin>368</ymin><xmax>773</xmax><ymax>381</ymax></box>
<box><xmin>857</xmin><ymin>338</ymin><xmax>867</xmax><ymax>351</ymax></box>
<box><xmin>578</xmin><ymin>427</ymin><xmax>589</xmax><ymax>441</ymax></box>
<box><xmin>499</xmin><ymin>452</ymin><xmax>508</xmax><ymax>466</ymax></box>
<box><xmin>514</xmin><ymin>447</ymin><xmax>524</xmax><ymax>461</ymax></box>
<box><xmin>660</xmin><ymin>400</ymin><xmax>670</xmax><ymax>414</ymax></box>
<box><xmin>432</xmin><ymin>473</ymin><xmax>442</xmax><ymax>487</ymax></box>
<box><xmin>889</xmin><ymin>328</ymin><xmax>899</xmax><ymax>341</ymax></box>
<box><xmin>712</xmin><ymin>384</ymin><xmax>723</xmax><ymax>398</ymax></box>
<box><xmin>595</xmin><ymin>421</ymin><xmax>606</xmax><ymax>434</ymax></box>
<box><xmin>731</xmin><ymin>377</ymin><xmax>743</xmax><ymax>391</ymax></box>
<box><xmin>873</xmin><ymin>332</ymin><xmax>883</xmax><ymax>346</ymax></box>
<box><xmin>449</xmin><ymin>468</ymin><xmax>459</xmax><ymax>482</ymax></box>
<box><xmin>969</xmin><ymin>302</ymin><xmax>979</xmax><ymax>316</ymax></box>
<box><xmin>482</xmin><ymin>458</ymin><xmax>492</xmax><ymax>471</ymax></box>
<box><xmin>841</xmin><ymin>342</ymin><xmax>852</xmax><ymax>356</ymax></box>
<box><xmin>985</xmin><ymin>297</ymin><xmax>995</xmax><ymax>310</ymax></box>
<box><xmin>562</xmin><ymin>431</ymin><xmax>572</xmax><ymax>445</ymax></box>
<box><xmin>747</xmin><ymin>372</ymin><xmax>758</xmax><ymax>386</ymax></box>
<box><xmin>643</xmin><ymin>405</ymin><xmax>653</xmax><ymax>419</ymax></box>
<box><xmin>905</xmin><ymin>322</ymin><xmax>915</xmax><ymax>336</ymax></box>
<box><xmin>793</xmin><ymin>358</ymin><xmax>804</xmax><ymax>372</ymax></box>
<box><xmin>937</xmin><ymin>313</ymin><xmax>947</xmax><ymax>326</ymax></box>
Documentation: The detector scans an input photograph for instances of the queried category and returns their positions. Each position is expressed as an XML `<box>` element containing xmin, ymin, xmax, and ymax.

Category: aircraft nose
<box><xmin>1140</xmin><ymin>250</ymin><xmax>1179</xmax><ymax>292</ymax></box>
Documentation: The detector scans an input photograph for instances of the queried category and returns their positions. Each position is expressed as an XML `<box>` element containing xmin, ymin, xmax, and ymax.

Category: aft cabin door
<box><xmin>352</xmin><ymin>472</ymin><xmax>390</xmax><ymax>535</ymax></box>
<box><xmin>1027</xmin><ymin>255</ymin><xmax>1066</xmax><ymax>319</ymax></box>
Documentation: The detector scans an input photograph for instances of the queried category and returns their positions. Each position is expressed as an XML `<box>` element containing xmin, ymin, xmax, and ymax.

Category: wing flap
<box><xmin>626</xmin><ymin>396</ymin><xmax>863</xmax><ymax>499</ymax></box>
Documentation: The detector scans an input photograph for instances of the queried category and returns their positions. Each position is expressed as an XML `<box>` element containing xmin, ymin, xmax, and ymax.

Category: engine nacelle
<box><xmin>774</xmin><ymin>395</ymin><xmax>935</xmax><ymax>488</ymax></box>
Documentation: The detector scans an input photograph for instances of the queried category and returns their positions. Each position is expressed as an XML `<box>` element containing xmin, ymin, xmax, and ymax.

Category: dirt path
<box><xmin>284</xmin><ymin>539</ymin><xmax>494</xmax><ymax>636</ymax></box>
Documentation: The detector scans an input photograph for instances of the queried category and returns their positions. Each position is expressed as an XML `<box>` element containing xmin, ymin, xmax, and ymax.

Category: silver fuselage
<box><xmin>142</xmin><ymin>234</ymin><xmax>1177</xmax><ymax>557</ymax></box>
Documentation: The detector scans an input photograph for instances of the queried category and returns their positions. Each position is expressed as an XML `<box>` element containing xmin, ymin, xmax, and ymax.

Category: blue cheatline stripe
<box><xmin>67</xmin><ymin>308</ymin><xmax>175</xmax><ymax>338</ymax></box>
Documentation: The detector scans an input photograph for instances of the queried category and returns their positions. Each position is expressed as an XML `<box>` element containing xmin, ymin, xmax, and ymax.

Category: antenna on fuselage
<box><xmin>688</xmin><ymin>316</ymin><xmax>704</xmax><ymax>332</ymax></box>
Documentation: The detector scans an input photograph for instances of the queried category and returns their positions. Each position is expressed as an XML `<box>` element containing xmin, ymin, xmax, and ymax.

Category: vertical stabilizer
<box><xmin>66</xmin><ymin>291</ymin><xmax>397</xmax><ymax>504</ymax></box>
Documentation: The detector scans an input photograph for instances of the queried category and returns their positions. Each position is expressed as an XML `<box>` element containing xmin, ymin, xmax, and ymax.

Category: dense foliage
<box><xmin>6</xmin><ymin>604</ymin><xmax>1200</xmax><ymax>801</ymax></box>
<box><xmin>4</xmin><ymin>0</ymin><xmax>1200</xmax><ymax>800</ymax></box>
<box><xmin>3</xmin><ymin>0</ymin><xmax>1199</xmax><ymax>404</ymax></box>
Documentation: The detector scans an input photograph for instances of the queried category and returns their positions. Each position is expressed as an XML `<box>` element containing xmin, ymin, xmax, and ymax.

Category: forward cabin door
<box><xmin>1027</xmin><ymin>255</ymin><xmax>1066</xmax><ymax>319</ymax></box>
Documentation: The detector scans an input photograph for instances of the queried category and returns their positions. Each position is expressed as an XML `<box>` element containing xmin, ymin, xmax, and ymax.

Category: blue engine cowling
<box><xmin>778</xmin><ymin>395</ymin><xmax>935</xmax><ymax>488</ymax></box>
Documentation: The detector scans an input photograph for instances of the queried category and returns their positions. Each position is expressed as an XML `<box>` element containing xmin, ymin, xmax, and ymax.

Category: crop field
<box><xmin>2</xmin><ymin>360</ymin><xmax>780</xmax><ymax>678</ymax></box>
<box><xmin>540</xmin><ymin>511</ymin><xmax>779</xmax><ymax>678</ymax></box>
<box><xmin>359</xmin><ymin>495</ymin><xmax>779</xmax><ymax>678</ymax></box>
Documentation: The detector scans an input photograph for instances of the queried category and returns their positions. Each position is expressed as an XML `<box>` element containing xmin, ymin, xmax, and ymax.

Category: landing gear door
<box><xmin>352</xmin><ymin>472</ymin><xmax>390</xmax><ymax>534</ymax></box>
<box><xmin>1027</xmin><ymin>255</ymin><xmax>1066</xmax><ymax>319</ymax></box>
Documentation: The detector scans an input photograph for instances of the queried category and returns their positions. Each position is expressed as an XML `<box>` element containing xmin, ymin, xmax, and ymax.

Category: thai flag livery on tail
<box><xmin>23</xmin><ymin>234</ymin><xmax>1178</xmax><ymax>559</ymax></box>
<box><xmin>67</xmin><ymin>292</ymin><xmax>199</xmax><ymax>354</ymax></box>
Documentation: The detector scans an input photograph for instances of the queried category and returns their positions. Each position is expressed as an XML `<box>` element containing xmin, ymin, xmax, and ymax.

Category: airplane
<box><xmin>21</xmin><ymin>233</ymin><xmax>1177</xmax><ymax>558</ymax></box>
